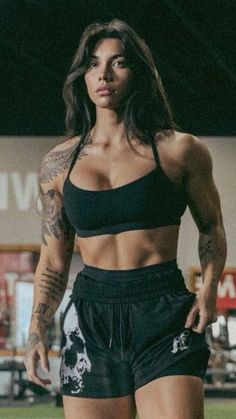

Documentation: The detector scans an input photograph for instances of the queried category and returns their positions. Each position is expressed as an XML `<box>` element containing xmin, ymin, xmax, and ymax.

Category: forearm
<box><xmin>29</xmin><ymin>262</ymin><xmax>70</xmax><ymax>335</ymax></box>
<box><xmin>198</xmin><ymin>222</ymin><xmax>227</xmax><ymax>291</ymax></box>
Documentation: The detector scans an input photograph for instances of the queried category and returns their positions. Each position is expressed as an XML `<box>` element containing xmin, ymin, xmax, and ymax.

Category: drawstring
<box><xmin>108</xmin><ymin>304</ymin><xmax>114</xmax><ymax>349</ymax></box>
<box><xmin>108</xmin><ymin>303</ymin><xmax>124</xmax><ymax>361</ymax></box>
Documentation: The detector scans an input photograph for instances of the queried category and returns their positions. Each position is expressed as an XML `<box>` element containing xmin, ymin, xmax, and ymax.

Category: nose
<box><xmin>99</xmin><ymin>74</ymin><xmax>112</xmax><ymax>81</ymax></box>
<box><xmin>98</xmin><ymin>63</ymin><xmax>113</xmax><ymax>81</ymax></box>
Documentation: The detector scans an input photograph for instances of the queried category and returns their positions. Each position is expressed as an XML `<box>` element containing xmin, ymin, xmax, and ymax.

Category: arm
<box><xmin>24</xmin><ymin>151</ymin><xmax>75</xmax><ymax>387</ymax></box>
<box><xmin>182</xmin><ymin>135</ymin><xmax>227</xmax><ymax>332</ymax></box>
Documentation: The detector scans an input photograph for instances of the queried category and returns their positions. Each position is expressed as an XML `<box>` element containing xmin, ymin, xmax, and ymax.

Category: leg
<box><xmin>135</xmin><ymin>375</ymin><xmax>204</xmax><ymax>419</ymax></box>
<box><xmin>63</xmin><ymin>393</ymin><xmax>137</xmax><ymax>419</ymax></box>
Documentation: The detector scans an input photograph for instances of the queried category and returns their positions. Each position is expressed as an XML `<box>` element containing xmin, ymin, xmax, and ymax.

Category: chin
<box><xmin>95</xmin><ymin>100</ymin><xmax>120</xmax><ymax>110</ymax></box>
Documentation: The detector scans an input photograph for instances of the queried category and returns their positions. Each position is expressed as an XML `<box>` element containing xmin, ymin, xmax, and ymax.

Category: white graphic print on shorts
<box><xmin>171</xmin><ymin>330</ymin><xmax>191</xmax><ymax>354</ymax></box>
<box><xmin>60</xmin><ymin>301</ymin><xmax>92</xmax><ymax>394</ymax></box>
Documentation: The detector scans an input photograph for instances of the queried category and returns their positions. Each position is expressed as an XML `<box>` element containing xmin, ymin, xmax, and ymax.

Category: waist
<box><xmin>77</xmin><ymin>225</ymin><xmax>179</xmax><ymax>269</ymax></box>
<box><xmin>71</xmin><ymin>259</ymin><xmax>187</xmax><ymax>303</ymax></box>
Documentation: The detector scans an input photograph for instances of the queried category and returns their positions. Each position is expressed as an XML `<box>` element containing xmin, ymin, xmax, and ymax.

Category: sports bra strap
<box><xmin>150</xmin><ymin>137</ymin><xmax>160</xmax><ymax>168</ymax></box>
<box><xmin>65</xmin><ymin>142</ymin><xmax>82</xmax><ymax>181</ymax></box>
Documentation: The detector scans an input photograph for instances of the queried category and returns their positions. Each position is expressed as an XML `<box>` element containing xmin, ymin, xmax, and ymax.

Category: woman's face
<box><xmin>84</xmin><ymin>37</ymin><xmax>133</xmax><ymax>110</ymax></box>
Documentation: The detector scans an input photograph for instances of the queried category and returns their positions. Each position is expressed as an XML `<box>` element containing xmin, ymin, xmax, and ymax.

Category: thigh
<box><xmin>135</xmin><ymin>375</ymin><xmax>204</xmax><ymax>419</ymax></box>
<box><xmin>63</xmin><ymin>394</ymin><xmax>137</xmax><ymax>419</ymax></box>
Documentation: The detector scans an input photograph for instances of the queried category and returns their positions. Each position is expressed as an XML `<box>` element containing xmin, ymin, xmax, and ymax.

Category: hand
<box><xmin>185</xmin><ymin>286</ymin><xmax>217</xmax><ymax>333</ymax></box>
<box><xmin>24</xmin><ymin>332</ymin><xmax>51</xmax><ymax>388</ymax></box>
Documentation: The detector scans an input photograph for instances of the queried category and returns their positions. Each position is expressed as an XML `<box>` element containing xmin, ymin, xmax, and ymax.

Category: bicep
<box><xmin>184</xmin><ymin>140</ymin><xmax>223</xmax><ymax>233</ymax></box>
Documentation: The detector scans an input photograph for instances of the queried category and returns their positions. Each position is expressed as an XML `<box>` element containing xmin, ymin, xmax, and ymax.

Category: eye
<box><xmin>88</xmin><ymin>61</ymin><xmax>97</xmax><ymax>68</ymax></box>
<box><xmin>113</xmin><ymin>60</ymin><xmax>126</xmax><ymax>67</ymax></box>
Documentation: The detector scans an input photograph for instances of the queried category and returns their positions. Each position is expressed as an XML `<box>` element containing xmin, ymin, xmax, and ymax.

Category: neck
<box><xmin>90</xmin><ymin>107</ymin><xmax>128</xmax><ymax>146</ymax></box>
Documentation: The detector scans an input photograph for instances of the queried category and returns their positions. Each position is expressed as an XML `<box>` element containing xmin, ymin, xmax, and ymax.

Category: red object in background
<box><xmin>190</xmin><ymin>268</ymin><xmax>236</xmax><ymax>311</ymax></box>
<box><xmin>216</xmin><ymin>272</ymin><xmax>236</xmax><ymax>309</ymax></box>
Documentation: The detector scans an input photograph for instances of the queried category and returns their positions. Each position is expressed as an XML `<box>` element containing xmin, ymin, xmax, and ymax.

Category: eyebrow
<box><xmin>90</xmin><ymin>54</ymin><xmax>125</xmax><ymax>60</ymax></box>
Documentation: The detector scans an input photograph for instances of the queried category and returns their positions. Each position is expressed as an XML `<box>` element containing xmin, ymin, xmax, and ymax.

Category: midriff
<box><xmin>75</xmin><ymin>224</ymin><xmax>179</xmax><ymax>269</ymax></box>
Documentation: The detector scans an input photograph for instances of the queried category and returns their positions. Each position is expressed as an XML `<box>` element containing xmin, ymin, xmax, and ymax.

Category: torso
<box><xmin>56</xmin><ymin>130</ymin><xmax>188</xmax><ymax>269</ymax></box>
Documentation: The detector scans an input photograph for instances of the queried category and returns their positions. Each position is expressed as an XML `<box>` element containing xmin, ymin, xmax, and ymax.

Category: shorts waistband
<box><xmin>72</xmin><ymin>259</ymin><xmax>187</xmax><ymax>303</ymax></box>
<box><xmin>82</xmin><ymin>259</ymin><xmax>178</xmax><ymax>281</ymax></box>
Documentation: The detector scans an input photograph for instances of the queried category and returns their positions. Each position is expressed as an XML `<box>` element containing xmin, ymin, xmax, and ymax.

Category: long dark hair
<box><xmin>63</xmin><ymin>19</ymin><xmax>179</xmax><ymax>155</ymax></box>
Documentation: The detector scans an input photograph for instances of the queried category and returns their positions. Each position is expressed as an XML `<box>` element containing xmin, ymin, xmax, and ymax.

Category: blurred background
<box><xmin>0</xmin><ymin>0</ymin><xmax>236</xmax><ymax>417</ymax></box>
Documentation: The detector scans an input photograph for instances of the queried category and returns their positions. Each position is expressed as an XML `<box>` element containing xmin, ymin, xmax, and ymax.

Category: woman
<box><xmin>25</xmin><ymin>19</ymin><xmax>226</xmax><ymax>419</ymax></box>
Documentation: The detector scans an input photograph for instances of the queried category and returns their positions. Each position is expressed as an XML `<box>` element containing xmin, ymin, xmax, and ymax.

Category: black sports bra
<box><xmin>63</xmin><ymin>138</ymin><xmax>187</xmax><ymax>237</ymax></box>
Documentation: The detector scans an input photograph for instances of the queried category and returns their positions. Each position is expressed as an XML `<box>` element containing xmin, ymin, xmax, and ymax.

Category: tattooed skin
<box><xmin>31</xmin><ymin>302</ymin><xmax>54</xmax><ymax>326</ymax></box>
<box><xmin>199</xmin><ymin>239</ymin><xmax>213</xmax><ymax>265</ymax></box>
<box><xmin>31</xmin><ymin>314</ymin><xmax>50</xmax><ymax>326</ymax></box>
<box><xmin>31</xmin><ymin>268</ymin><xmax>67</xmax><ymax>328</ymax></box>
<box><xmin>38</xmin><ymin>141</ymin><xmax>88</xmax><ymax>183</ymax></box>
<box><xmin>38</xmin><ymin>140</ymin><xmax>89</xmax><ymax>246</ymax></box>
<box><xmin>39</xmin><ymin>143</ymin><xmax>77</xmax><ymax>183</ymax></box>
<box><xmin>39</xmin><ymin>267</ymin><xmax>67</xmax><ymax>304</ymax></box>
<box><xmin>26</xmin><ymin>332</ymin><xmax>42</xmax><ymax>351</ymax></box>
<box><xmin>39</xmin><ymin>185</ymin><xmax>74</xmax><ymax>247</ymax></box>
<box><xmin>34</xmin><ymin>303</ymin><xmax>51</xmax><ymax>315</ymax></box>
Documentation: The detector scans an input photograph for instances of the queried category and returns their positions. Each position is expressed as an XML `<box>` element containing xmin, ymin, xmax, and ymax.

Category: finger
<box><xmin>25</xmin><ymin>353</ymin><xmax>51</xmax><ymax>387</ymax></box>
<box><xmin>28</xmin><ymin>361</ymin><xmax>51</xmax><ymax>387</ymax></box>
<box><xmin>192</xmin><ymin>314</ymin><xmax>207</xmax><ymax>334</ymax></box>
<box><xmin>185</xmin><ymin>304</ymin><xmax>199</xmax><ymax>328</ymax></box>
<box><xmin>38</xmin><ymin>346</ymin><xmax>50</xmax><ymax>373</ymax></box>
<box><xmin>29</xmin><ymin>376</ymin><xmax>52</xmax><ymax>387</ymax></box>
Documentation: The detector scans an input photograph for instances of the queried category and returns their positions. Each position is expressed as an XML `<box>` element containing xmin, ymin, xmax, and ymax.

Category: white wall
<box><xmin>0</xmin><ymin>136</ymin><xmax>60</xmax><ymax>244</ymax></box>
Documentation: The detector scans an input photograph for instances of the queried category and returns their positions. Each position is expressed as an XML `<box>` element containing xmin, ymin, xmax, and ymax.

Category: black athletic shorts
<box><xmin>60</xmin><ymin>260</ymin><xmax>210</xmax><ymax>398</ymax></box>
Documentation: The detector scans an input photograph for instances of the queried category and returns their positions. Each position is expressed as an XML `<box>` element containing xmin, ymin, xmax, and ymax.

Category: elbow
<box><xmin>198</xmin><ymin>219</ymin><xmax>216</xmax><ymax>234</ymax></box>
<box><xmin>49</xmin><ymin>260</ymin><xmax>69</xmax><ymax>274</ymax></box>
<box><xmin>198</xmin><ymin>209</ymin><xmax>225</xmax><ymax>235</ymax></box>
<box><xmin>39</xmin><ymin>253</ymin><xmax>70</xmax><ymax>276</ymax></box>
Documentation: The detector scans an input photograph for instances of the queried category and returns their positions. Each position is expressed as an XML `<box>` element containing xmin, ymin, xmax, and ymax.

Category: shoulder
<box><xmin>176</xmin><ymin>132</ymin><xmax>213</xmax><ymax>175</ymax></box>
<box><xmin>157</xmin><ymin>130</ymin><xmax>213</xmax><ymax>175</ymax></box>
<box><xmin>38</xmin><ymin>136</ymin><xmax>81</xmax><ymax>187</ymax></box>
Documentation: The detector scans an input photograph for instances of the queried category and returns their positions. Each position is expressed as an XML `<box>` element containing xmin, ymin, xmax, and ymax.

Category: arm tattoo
<box><xmin>31</xmin><ymin>314</ymin><xmax>50</xmax><ymax>326</ymax></box>
<box><xmin>38</xmin><ymin>142</ymin><xmax>89</xmax><ymax>246</ymax></box>
<box><xmin>199</xmin><ymin>239</ymin><xmax>213</xmax><ymax>265</ymax></box>
<box><xmin>39</xmin><ymin>267</ymin><xmax>67</xmax><ymax>304</ymax></box>
<box><xmin>31</xmin><ymin>268</ymin><xmax>67</xmax><ymax>326</ymax></box>
<box><xmin>27</xmin><ymin>332</ymin><xmax>42</xmax><ymax>351</ymax></box>
<box><xmin>38</xmin><ymin>143</ymin><xmax>88</xmax><ymax>183</ymax></box>
<box><xmin>31</xmin><ymin>302</ymin><xmax>54</xmax><ymax>326</ymax></box>
<box><xmin>39</xmin><ymin>185</ymin><xmax>74</xmax><ymax>247</ymax></box>
<box><xmin>39</xmin><ymin>144</ymin><xmax>76</xmax><ymax>183</ymax></box>
<box><xmin>34</xmin><ymin>303</ymin><xmax>50</xmax><ymax>315</ymax></box>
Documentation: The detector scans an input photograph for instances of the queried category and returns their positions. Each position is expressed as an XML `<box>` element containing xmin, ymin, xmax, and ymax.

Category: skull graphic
<box><xmin>60</xmin><ymin>301</ymin><xmax>92</xmax><ymax>394</ymax></box>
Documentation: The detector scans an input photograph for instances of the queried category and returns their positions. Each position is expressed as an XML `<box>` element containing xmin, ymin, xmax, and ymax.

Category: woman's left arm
<box><xmin>182</xmin><ymin>135</ymin><xmax>227</xmax><ymax>333</ymax></box>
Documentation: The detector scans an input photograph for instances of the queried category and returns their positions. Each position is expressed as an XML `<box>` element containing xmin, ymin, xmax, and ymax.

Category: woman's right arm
<box><xmin>24</xmin><ymin>150</ymin><xmax>75</xmax><ymax>387</ymax></box>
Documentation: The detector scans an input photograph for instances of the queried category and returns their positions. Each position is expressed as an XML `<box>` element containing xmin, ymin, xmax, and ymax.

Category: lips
<box><xmin>96</xmin><ymin>86</ymin><xmax>114</xmax><ymax>93</ymax></box>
